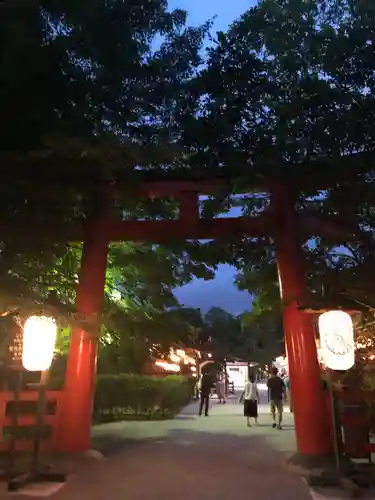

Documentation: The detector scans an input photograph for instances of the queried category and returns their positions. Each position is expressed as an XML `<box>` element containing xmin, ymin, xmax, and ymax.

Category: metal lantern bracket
<box><xmin>298</xmin><ymin>293</ymin><xmax>368</xmax><ymax>314</ymax></box>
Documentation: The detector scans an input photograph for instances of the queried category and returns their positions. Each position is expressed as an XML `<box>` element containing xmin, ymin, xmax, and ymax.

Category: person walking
<box><xmin>267</xmin><ymin>367</ymin><xmax>287</xmax><ymax>430</ymax></box>
<box><xmin>199</xmin><ymin>372</ymin><xmax>213</xmax><ymax>417</ymax></box>
<box><xmin>216</xmin><ymin>371</ymin><xmax>226</xmax><ymax>404</ymax></box>
<box><xmin>243</xmin><ymin>375</ymin><xmax>259</xmax><ymax>427</ymax></box>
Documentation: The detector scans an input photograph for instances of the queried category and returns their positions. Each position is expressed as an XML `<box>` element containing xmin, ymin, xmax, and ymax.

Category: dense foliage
<box><xmin>94</xmin><ymin>374</ymin><xmax>193</xmax><ymax>422</ymax></box>
<box><xmin>189</xmin><ymin>306</ymin><xmax>283</xmax><ymax>363</ymax></box>
<box><xmin>3</xmin><ymin>0</ymin><xmax>375</xmax><ymax>369</ymax></box>
<box><xmin>182</xmin><ymin>0</ymin><xmax>375</xmax><ymax>339</ymax></box>
<box><xmin>2</xmin><ymin>375</ymin><xmax>193</xmax><ymax>438</ymax></box>
<box><xmin>0</xmin><ymin>0</ymin><xmax>215</xmax><ymax>362</ymax></box>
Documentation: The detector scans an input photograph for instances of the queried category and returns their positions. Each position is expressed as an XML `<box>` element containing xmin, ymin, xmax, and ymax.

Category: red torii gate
<box><xmin>50</xmin><ymin>178</ymin><xmax>337</xmax><ymax>458</ymax></box>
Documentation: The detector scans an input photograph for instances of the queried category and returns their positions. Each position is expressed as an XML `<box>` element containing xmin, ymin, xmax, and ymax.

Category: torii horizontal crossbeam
<box><xmin>3</xmin><ymin>212</ymin><xmax>357</xmax><ymax>243</ymax></box>
<box><xmin>7</xmin><ymin>214</ymin><xmax>271</xmax><ymax>243</ymax></box>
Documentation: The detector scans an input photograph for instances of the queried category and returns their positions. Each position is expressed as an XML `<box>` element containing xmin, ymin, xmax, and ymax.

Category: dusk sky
<box><xmin>171</xmin><ymin>0</ymin><xmax>258</xmax><ymax>315</ymax></box>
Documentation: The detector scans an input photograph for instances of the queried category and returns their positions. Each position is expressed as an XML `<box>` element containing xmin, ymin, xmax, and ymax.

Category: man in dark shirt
<box><xmin>267</xmin><ymin>368</ymin><xmax>287</xmax><ymax>429</ymax></box>
<box><xmin>199</xmin><ymin>372</ymin><xmax>213</xmax><ymax>417</ymax></box>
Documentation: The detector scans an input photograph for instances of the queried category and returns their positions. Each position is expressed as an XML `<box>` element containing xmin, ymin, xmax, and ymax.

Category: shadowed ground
<box><xmin>5</xmin><ymin>389</ymin><xmax>317</xmax><ymax>499</ymax></box>
<box><xmin>3</xmin><ymin>389</ymin><xmax>374</xmax><ymax>498</ymax></box>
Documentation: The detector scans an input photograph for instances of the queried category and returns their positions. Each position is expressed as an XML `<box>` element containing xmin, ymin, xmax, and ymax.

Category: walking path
<box><xmin>3</xmin><ymin>388</ymin><xmax>370</xmax><ymax>499</ymax></box>
<box><xmin>7</xmin><ymin>389</ymin><xmax>311</xmax><ymax>499</ymax></box>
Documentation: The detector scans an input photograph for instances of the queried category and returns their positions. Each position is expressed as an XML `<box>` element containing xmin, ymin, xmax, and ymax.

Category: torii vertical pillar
<box><xmin>58</xmin><ymin>220</ymin><xmax>109</xmax><ymax>453</ymax></box>
<box><xmin>271</xmin><ymin>184</ymin><xmax>332</xmax><ymax>457</ymax></box>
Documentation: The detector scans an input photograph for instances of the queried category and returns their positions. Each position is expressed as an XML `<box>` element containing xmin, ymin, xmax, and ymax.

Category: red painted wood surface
<box><xmin>336</xmin><ymin>390</ymin><xmax>375</xmax><ymax>405</ymax></box>
<box><xmin>343</xmin><ymin>443</ymin><xmax>375</xmax><ymax>454</ymax></box>
<box><xmin>334</xmin><ymin>389</ymin><xmax>374</xmax><ymax>459</ymax></box>
<box><xmin>58</xmin><ymin>221</ymin><xmax>109</xmax><ymax>453</ymax></box>
<box><xmin>272</xmin><ymin>184</ymin><xmax>332</xmax><ymax>456</ymax></box>
<box><xmin>0</xmin><ymin>390</ymin><xmax>62</xmax><ymax>452</ymax></box>
<box><xmin>113</xmin><ymin>180</ymin><xmax>226</xmax><ymax>197</ymax></box>
<box><xmin>7</xmin><ymin>214</ymin><xmax>271</xmax><ymax>242</ymax></box>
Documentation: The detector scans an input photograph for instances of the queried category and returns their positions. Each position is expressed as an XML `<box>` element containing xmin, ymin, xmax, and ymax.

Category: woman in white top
<box><xmin>243</xmin><ymin>375</ymin><xmax>260</xmax><ymax>427</ymax></box>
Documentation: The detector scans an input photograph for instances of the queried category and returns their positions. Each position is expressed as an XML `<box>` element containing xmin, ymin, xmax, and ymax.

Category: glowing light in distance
<box><xmin>155</xmin><ymin>361</ymin><xmax>180</xmax><ymax>372</ymax></box>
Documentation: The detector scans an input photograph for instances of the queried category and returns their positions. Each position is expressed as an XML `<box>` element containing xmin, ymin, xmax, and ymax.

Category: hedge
<box><xmin>93</xmin><ymin>374</ymin><xmax>193</xmax><ymax>423</ymax></box>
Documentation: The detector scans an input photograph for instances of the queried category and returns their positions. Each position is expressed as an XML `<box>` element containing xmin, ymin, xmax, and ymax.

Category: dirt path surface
<box><xmin>6</xmin><ymin>389</ymin><xmax>315</xmax><ymax>499</ymax></box>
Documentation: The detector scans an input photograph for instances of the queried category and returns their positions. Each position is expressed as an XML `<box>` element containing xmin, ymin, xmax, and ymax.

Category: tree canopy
<box><xmin>167</xmin><ymin>0</ymin><xmax>375</xmax><ymax>349</ymax></box>
<box><xmin>2</xmin><ymin>0</ymin><xmax>375</xmax><ymax>369</ymax></box>
<box><xmin>0</xmin><ymin>0</ymin><xmax>217</xmax><ymax>368</ymax></box>
<box><xmin>197</xmin><ymin>306</ymin><xmax>283</xmax><ymax>364</ymax></box>
<box><xmin>183</xmin><ymin>0</ymin><xmax>375</xmax><ymax>335</ymax></box>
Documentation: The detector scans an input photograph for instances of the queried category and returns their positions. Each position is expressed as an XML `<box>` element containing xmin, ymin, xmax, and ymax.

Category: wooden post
<box><xmin>57</xmin><ymin>209</ymin><xmax>109</xmax><ymax>453</ymax></box>
<box><xmin>271</xmin><ymin>184</ymin><xmax>333</xmax><ymax>456</ymax></box>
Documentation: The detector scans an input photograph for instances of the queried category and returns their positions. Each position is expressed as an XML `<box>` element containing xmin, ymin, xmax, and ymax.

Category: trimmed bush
<box><xmin>93</xmin><ymin>374</ymin><xmax>193</xmax><ymax>423</ymax></box>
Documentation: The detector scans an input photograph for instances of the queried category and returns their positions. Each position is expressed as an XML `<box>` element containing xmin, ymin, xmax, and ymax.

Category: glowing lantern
<box><xmin>22</xmin><ymin>316</ymin><xmax>57</xmax><ymax>371</ymax></box>
<box><xmin>318</xmin><ymin>311</ymin><xmax>355</xmax><ymax>371</ymax></box>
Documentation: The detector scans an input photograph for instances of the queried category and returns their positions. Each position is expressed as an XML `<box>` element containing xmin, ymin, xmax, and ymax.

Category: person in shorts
<box><xmin>267</xmin><ymin>367</ymin><xmax>287</xmax><ymax>429</ymax></box>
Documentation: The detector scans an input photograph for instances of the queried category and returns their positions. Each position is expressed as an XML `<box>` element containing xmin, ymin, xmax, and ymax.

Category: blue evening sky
<box><xmin>171</xmin><ymin>0</ymin><xmax>258</xmax><ymax>315</ymax></box>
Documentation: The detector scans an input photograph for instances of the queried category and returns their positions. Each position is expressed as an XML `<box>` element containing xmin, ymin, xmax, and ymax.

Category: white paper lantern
<box><xmin>22</xmin><ymin>316</ymin><xmax>57</xmax><ymax>371</ymax></box>
<box><xmin>318</xmin><ymin>310</ymin><xmax>355</xmax><ymax>371</ymax></box>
